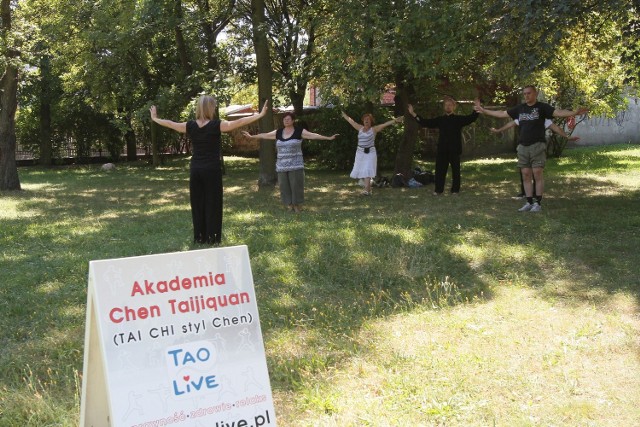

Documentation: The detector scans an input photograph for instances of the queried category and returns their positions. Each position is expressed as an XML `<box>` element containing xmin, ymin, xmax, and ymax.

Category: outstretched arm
<box><xmin>408</xmin><ymin>104</ymin><xmax>438</xmax><ymax>128</ymax></box>
<box><xmin>548</xmin><ymin>123</ymin><xmax>579</xmax><ymax>141</ymax></box>
<box><xmin>341</xmin><ymin>112</ymin><xmax>363</xmax><ymax>131</ymax></box>
<box><xmin>490</xmin><ymin>120</ymin><xmax>518</xmax><ymax>134</ymax></box>
<box><xmin>221</xmin><ymin>100</ymin><xmax>270</xmax><ymax>132</ymax></box>
<box><xmin>552</xmin><ymin>107</ymin><xmax>588</xmax><ymax>118</ymax></box>
<box><xmin>373</xmin><ymin>116</ymin><xmax>403</xmax><ymax>133</ymax></box>
<box><xmin>240</xmin><ymin>129</ymin><xmax>278</xmax><ymax>140</ymax></box>
<box><xmin>464</xmin><ymin>98</ymin><xmax>482</xmax><ymax>125</ymax></box>
<box><xmin>407</xmin><ymin>104</ymin><xmax>423</xmax><ymax>121</ymax></box>
<box><xmin>149</xmin><ymin>106</ymin><xmax>187</xmax><ymax>133</ymax></box>
<box><xmin>474</xmin><ymin>104</ymin><xmax>510</xmax><ymax>118</ymax></box>
<box><xmin>301</xmin><ymin>129</ymin><xmax>339</xmax><ymax>141</ymax></box>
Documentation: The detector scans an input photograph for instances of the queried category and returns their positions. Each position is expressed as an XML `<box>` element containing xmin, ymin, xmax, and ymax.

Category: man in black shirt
<box><xmin>475</xmin><ymin>86</ymin><xmax>587</xmax><ymax>212</ymax></box>
<box><xmin>408</xmin><ymin>96</ymin><xmax>479</xmax><ymax>195</ymax></box>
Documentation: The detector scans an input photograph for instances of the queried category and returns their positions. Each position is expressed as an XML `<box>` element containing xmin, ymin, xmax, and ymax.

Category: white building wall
<box><xmin>570</xmin><ymin>96</ymin><xmax>640</xmax><ymax>146</ymax></box>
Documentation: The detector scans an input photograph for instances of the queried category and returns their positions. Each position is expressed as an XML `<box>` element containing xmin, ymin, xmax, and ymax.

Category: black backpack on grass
<box><xmin>413</xmin><ymin>170</ymin><xmax>435</xmax><ymax>185</ymax></box>
<box><xmin>391</xmin><ymin>173</ymin><xmax>406</xmax><ymax>188</ymax></box>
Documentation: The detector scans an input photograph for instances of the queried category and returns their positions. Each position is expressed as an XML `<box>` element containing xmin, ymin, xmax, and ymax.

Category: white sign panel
<box><xmin>80</xmin><ymin>245</ymin><xmax>276</xmax><ymax>427</ymax></box>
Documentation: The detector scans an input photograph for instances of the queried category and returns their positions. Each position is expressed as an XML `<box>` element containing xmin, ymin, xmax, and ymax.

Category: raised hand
<box><xmin>259</xmin><ymin>100</ymin><xmax>269</xmax><ymax>116</ymax></box>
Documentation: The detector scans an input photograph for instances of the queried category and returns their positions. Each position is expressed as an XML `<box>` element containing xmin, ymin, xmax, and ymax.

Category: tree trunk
<box><xmin>39</xmin><ymin>101</ymin><xmax>52</xmax><ymax>165</ymax></box>
<box><xmin>125</xmin><ymin>115</ymin><xmax>137</xmax><ymax>161</ymax></box>
<box><xmin>393</xmin><ymin>76</ymin><xmax>417</xmax><ymax>177</ymax></box>
<box><xmin>289</xmin><ymin>26</ymin><xmax>314</xmax><ymax>117</ymax></box>
<box><xmin>198</xmin><ymin>0</ymin><xmax>234</xmax><ymax>72</ymax></box>
<box><xmin>251</xmin><ymin>0</ymin><xmax>276</xmax><ymax>187</ymax></box>
<box><xmin>173</xmin><ymin>0</ymin><xmax>193</xmax><ymax>77</ymax></box>
<box><xmin>0</xmin><ymin>64</ymin><xmax>20</xmax><ymax>190</ymax></box>
<box><xmin>0</xmin><ymin>0</ymin><xmax>21</xmax><ymax>190</ymax></box>
<box><xmin>173</xmin><ymin>0</ymin><xmax>201</xmax><ymax>99</ymax></box>
<box><xmin>39</xmin><ymin>54</ymin><xmax>53</xmax><ymax>166</ymax></box>
<box><xmin>151</xmin><ymin>120</ymin><xmax>160</xmax><ymax>166</ymax></box>
<box><xmin>290</xmin><ymin>88</ymin><xmax>305</xmax><ymax>118</ymax></box>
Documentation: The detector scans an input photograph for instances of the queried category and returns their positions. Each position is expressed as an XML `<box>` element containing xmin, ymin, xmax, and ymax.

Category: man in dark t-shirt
<box><xmin>475</xmin><ymin>86</ymin><xmax>587</xmax><ymax>212</ymax></box>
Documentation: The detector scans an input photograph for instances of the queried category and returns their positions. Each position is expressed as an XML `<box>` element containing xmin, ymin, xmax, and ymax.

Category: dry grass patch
<box><xmin>277</xmin><ymin>286</ymin><xmax>640</xmax><ymax>426</ymax></box>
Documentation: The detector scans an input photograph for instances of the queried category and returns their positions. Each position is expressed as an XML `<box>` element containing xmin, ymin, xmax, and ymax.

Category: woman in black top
<box><xmin>150</xmin><ymin>96</ymin><xmax>268</xmax><ymax>244</ymax></box>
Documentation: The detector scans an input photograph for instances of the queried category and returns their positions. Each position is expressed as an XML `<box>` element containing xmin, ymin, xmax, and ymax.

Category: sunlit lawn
<box><xmin>1</xmin><ymin>144</ymin><xmax>639</xmax><ymax>426</ymax></box>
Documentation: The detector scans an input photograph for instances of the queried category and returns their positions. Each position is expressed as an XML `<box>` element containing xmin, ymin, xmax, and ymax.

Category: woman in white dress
<box><xmin>341</xmin><ymin>112</ymin><xmax>403</xmax><ymax>195</ymax></box>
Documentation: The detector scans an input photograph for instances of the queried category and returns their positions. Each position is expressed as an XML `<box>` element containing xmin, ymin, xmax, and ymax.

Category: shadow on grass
<box><xmin>218</xmin><ymin>153</ymin><xmax>640</xmax><ymax>392</ymax></box>
<box><xmin>1</xmin><ymin>147</ymin><xmax>639</xmax><ymax>405</ymax></box>
<box><xmin>0</xmin><ymin>159</ymin><xmax>197</xmax><ymax>390</ymax></box>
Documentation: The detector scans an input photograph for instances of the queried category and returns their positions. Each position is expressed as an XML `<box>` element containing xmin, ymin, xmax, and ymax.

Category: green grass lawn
<box><xmin>1</xmin><ymin>144</ymin><xmax>639</xmax><ymax>426</ymax></box>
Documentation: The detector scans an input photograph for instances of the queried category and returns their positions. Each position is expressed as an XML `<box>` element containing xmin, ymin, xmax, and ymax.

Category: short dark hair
<box><xmin>523</xmin><ymin>85</ymin><xmax>537</xmax><ymax>93</ymax></box>
<box><xmin>282</xmin><ymin>111</ymin><xmax>296</xmax><ymax>121</ymax></box>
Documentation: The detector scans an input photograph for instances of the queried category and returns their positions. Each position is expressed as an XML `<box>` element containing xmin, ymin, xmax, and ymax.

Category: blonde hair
<box><xmin>195</xmin><ymin>95</ymin><xmax>217</xmax><ymax>121</ymax></box>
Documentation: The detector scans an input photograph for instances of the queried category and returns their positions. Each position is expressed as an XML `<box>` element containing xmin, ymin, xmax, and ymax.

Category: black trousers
<box><xmin>435</xmin><ymin>150</ymin><xmax>461</xmax><ymax>194</ymax></box>
<box><xmin>190</xmin><ymin>167</ymin><xmax>223</xmax><ymax>244</ymax></box>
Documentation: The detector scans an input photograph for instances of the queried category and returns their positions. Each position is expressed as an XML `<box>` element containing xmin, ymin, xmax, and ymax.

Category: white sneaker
<box><xmin>530</xmin><ymin>203</ymin><xmax>542</xmax><ymax>212</ymax></box>
<box><xmin>518</xmin><ymin>202</ymin><xmax>533</xmax><ymax>212</ymax></box>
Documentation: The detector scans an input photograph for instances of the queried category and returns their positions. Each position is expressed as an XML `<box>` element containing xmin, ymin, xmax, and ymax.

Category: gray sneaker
<box><xmin>518</xmin><ymin>202</ymin><xmax>533</xmax><ymax>212</ymax></box>
<box><xmin>530</xmin><ymin>203</ymin><xmax>542</xmax><ymax>212</ymax></box>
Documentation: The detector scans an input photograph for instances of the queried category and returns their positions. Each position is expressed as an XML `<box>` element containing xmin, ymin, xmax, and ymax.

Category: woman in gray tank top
<box><xmin>243</xmin><ymin>112</ymin><xmax>338</xmax><ymax>212</ymax></box>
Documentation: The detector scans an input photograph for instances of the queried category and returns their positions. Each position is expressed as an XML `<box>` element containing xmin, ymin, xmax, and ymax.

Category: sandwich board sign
<box><xmin>80</xmin><ymin>245</ymin><xmax>276</xmax><ymax>427</ymax></box>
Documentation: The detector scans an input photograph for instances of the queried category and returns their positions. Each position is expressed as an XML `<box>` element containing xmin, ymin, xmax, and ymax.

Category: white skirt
<box><xmin>350</xmin><ymin>147</ymin><xmax>377</xmax><ymax>179</ymax></box>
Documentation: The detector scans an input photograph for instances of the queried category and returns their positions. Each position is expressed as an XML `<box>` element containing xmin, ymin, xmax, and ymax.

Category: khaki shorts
<box><xmin>517</xmin><ymin>142</ymin><xmax>546</xmax><ymax>169</ymax></box>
